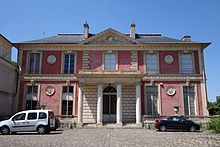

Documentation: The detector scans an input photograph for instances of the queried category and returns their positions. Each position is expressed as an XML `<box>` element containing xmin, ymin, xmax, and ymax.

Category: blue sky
<box><xmin>1</xmin><ymin>0</ymin><xmax>219</xmax><ymax>102</ymax></box>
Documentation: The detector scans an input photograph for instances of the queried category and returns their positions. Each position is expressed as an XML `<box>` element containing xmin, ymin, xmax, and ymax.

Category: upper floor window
<box><xmin>63</xmin><ymin>53</ymin><xmax>75</xmax><ymax>74</ymax></box>
<box><xmin>180</xmin><ymin>53</ymin><xmax>194</xmax><ymax>74</ymax></box>
<box><xmin>145</xmin><ymin>53</ymin><xmax>158</xmax><ymax>74</ymax></box>
<box><xmin>104</xmin><ymin>53</ymin><xmax>116</xmax><ymax>70</ymax></box>
<box><xmin>29</xmin><ymin>53</ymin><xmax>40</xmax><ymax>74</ymax></box>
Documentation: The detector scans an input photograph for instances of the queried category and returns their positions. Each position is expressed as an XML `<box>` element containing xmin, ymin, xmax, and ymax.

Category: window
<box><xmin>12</xmin><ymin>113</ymin><xmax>26</xmax><ymax>121</ymax></box>
<box><xmin>63</xmin><ymin>53</ymin><xmax>75</xmax><ymax>74</ymax></box>
<box><xmin>145</xmin><ymin>86</ymin><xmax>158</xmax><ymax>115</ymax></box>
<box><xmin>104</xmin><ymin>53</ymin><xmax>116</xmax><ymax>70</ymax></box>
<box><xmin>26</xmin><ymin>85</ymin><xmax>38</xmax><ymax>110</ymax></box>
<box><xmin>27</xmin><ymin>112</ymin><xmax>37</xmax><ymax>120</ymax></box>
<box><xmin>183</xmin><ymin>86</ymin><xmax>195</xmax><ymax>115</ymax></box>
<box><xmin>29</xmin><ymin>53</ymin><xmax>40</xmax><ymax>74</ymax></box>
<box><xmin>39</xmin><ymin>112</ymin><xmax>47</xmax><ymax>119</ymax></box>
<box><xmin>62</xmin><ymin>86</ymin><xmax>74</xmax><ymax>115</ymax></box>
<box><xmin>145</xmin><ymin>54</ymin><xmax>158</xmax><ymax>74</ymax></box>
<box><xmin>180</xmin><ymin>53</ymin><xmax>194</xmax><ymax>74</ymax></box>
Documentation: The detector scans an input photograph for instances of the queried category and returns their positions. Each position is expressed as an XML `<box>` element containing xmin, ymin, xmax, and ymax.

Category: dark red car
<box><xmin>155</xmin><ymin>116</ymin><xmax>200</xmax><ymax>132</ymax></box>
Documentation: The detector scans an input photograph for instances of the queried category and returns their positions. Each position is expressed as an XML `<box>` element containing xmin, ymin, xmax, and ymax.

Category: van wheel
<box><xmin>1</xmin><ymin>126</ymin><xmax>10</xmax><ymax>135</ymax></box>
<box><xmin>37</xmin><ymin>126</ymin><xmax>46</xmax><ymax>134</ymax></box>
<box><xmin>159</xmin><ymin>125</ymin><xmax>166</xmax><ymax>132</ymax></box>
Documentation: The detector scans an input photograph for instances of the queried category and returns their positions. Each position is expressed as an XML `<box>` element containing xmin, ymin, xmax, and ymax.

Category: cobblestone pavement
<box><xmin>0</xmin><ymin>129</ymin><xmax>220</xmax><ymax>147</ymax></box>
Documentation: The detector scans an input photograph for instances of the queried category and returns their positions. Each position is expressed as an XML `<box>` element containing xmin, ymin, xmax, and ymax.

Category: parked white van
<box><xmin>0</xmin><ymin>110</ymin><xmax>55</xmax><ymax>135</ymax></box>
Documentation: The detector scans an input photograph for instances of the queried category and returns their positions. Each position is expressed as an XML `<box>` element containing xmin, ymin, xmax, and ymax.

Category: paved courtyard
<box><xmin>0</xmin><ymin>129</ymin><xmax>220</xmax><ymax>147</ymax></box>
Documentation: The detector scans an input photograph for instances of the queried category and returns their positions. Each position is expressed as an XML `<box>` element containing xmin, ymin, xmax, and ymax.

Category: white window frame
<box><xmin>144</xmin><ymin>53</ymin><xmax>159</xmax><ymax>74</ymax></box>
<box><xmin>103</xmin><ymin>52</ymin><xmax>118</xmax><ymax>70</ymax></box>
<box><xmin>180</xmin><ymin>52</ymin><xmax>195</xmax><ymax>74</ymax></box>
<box><xmin>62</xmin><ymin>52</ymin><xmax>76</xmax><ymax>74</ymax></box>
<box><xmin>181</xmin><ymin>84</ymin><xmax>198</xmax><ymax>116</ymax></box>
<box><xmin>27</xmin><ymin>52</ymin><xmax>42</xmax><ymax>74</ymax></box>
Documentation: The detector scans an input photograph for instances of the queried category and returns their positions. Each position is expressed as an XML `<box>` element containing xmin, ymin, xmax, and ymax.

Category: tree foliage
<box><xmin>208</xmin><ymin>96</ymin><xmax>220</xmax><ymax>115</ymax></box>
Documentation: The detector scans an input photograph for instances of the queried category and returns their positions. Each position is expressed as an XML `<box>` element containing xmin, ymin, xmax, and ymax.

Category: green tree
<box><xmin>208</xmin><ymin>96</ymin><xmax>220</xmax><ymax>115</ymax></box>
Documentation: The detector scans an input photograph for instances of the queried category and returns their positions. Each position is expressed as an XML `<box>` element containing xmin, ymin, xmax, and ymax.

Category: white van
<box><xmin>0</xmin><ymin>110</ymin><xmax>55</xmax><ymax>135</ymax></box>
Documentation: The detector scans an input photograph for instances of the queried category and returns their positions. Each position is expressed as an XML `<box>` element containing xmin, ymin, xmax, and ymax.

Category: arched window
<box><xmin>103</xmin><ymin>86</ymin><xmax>116</xmax><ymax>93</ymax></box>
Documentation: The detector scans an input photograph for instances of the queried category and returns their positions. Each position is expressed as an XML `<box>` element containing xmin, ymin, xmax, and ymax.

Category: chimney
<box><xmin>181</xmin><ymin>35</ymin><xmax>191</xmax><ymax>42</ymax></box>
<box><xmin>83</xmin><ymin>21</ymin><xmax>89</xmax><ymax>39</ymax></box>
<box><xmin>130</xmin><ymin>23</ymin><xmax>136</xmax><ymax>39</ymax></box>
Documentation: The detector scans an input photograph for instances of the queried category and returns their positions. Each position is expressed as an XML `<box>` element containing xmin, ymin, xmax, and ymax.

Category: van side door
<box><xmin>26</xmin><ymin>112</ymin><xmax>38</xmax><ymax>131</ymax></box>
<box><xmin>11</xmin><ymin>113</ymin><xmax>27</xmax><ymax>132</ymax></box>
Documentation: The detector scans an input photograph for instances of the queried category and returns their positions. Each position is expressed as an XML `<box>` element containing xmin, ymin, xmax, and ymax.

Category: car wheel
<box><xmin>1</xmin><ymin>126</ymin><xmax>10</xmax><ymax>135</ymax></box>
<box><xmin>190</xmin><ymin>126</ymin><xmax>196</xmax><ymax>132</ymax></box>
<box><xmin>37</xmin><ymin>126</ymin><xmax>46</xmax><ymax>134</ymax></box>
<box><xmin>160</xmin><ymin>125</ymin><xmax>166</xmax><ymax>132</ymax></box>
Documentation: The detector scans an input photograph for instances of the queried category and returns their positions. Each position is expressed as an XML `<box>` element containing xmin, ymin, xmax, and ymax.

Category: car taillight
<box><xmin>155</xmin><ymin>119</ymin><xmax>160</xmax><ymax>125</ymax></box>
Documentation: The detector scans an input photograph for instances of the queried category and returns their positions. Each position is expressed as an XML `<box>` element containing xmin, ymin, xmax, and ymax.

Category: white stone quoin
<box><xmin>116</xmin><ymin>84</ymin><xmax>122</xmax><ymax>126</ymax></box>
<box><xmin>77</xmin><ymin>85</ymin><xmax>83</xmax><ymax>127</ymax></box>
<box><xmin>136</xmin><ymin>82</ymin><xmax>142</xmax><ymax>127</ymax></box>
<box><xmin>97</xmin><ymin>83</ymin><xmax>103</xmax><ymax>125</ymax></box>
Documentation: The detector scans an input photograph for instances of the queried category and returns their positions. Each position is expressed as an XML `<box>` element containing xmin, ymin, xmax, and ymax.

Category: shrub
<box><xmin>209</xmin><ymin>115</ymin><xmax>220</xmax><ymax>133</ymax></box>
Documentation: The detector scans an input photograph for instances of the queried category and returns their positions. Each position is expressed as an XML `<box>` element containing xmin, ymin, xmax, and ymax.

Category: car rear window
<box><xmin>27</xmin><ymin>112</ymin><xmax>37</xmax><ymax>120</ymax></box>
<box><xmin>39</xmin><ymin>112</ymin><xmax>47</xmax><ymax>119</ymax></box>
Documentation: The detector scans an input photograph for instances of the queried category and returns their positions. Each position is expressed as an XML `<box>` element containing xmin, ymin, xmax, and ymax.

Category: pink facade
<box><xmin>15</xmin><ymin>26</ymin><xmax>210</xmax><ymax>126</ymax></box>
<box><xmin>89</xmin><ymin>51</ymin><xmax>102</xmax><ymax>70</ymax></box>
<box><xmin>118</xmin><ymin>51</ymin><xmax>131</xmax><ymax>71</ymax></box>
<box><xmin>159</xmin><ymin>51</ymin><xmax>179</xmax><ymax>74</ymax></box>
<box><xmin>41</xmin><ymin>51</ymin><xmax>62</xmax><ymax>74</ymax></box>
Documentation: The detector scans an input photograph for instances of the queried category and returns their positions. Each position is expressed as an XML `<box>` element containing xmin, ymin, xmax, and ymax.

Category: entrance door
<box><xmin>103</xmin><ymin>86</ymin><xmax>117</xmax><ymax>123</ymax></box>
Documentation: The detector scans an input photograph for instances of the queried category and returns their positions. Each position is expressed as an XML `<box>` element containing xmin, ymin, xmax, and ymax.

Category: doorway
<box><xmin>103</xmin><ymin>86</ymin><xmax>117</xmax><ymax>123</ymax></box>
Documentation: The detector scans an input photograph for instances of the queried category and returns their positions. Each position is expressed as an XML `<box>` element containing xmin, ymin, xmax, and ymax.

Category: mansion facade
<box><xmin>15</xmin><ymin>23</ymin><xmax>210</xmax><ymax>126</ymax></box>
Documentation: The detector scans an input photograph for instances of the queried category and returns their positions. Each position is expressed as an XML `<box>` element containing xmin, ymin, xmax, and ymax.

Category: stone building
<box><xmin>14</xmin><ymin>23</ymin><xmax>210</xmax><ymax>127</ymax></box>
<box><xmin>0</xmin><ymin>34</ymin><xmax>18</xmax><ymax>117</ymax></box>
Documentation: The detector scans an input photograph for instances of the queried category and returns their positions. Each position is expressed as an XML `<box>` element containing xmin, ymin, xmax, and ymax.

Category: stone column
<box><xmin>97</xmin><ymin>83</ymin><xmax>103</xmax><ymax>126</ymax></box>
<box><xmin>77</xmin><ymin>84</ymin><xmax>83</xmax><ymax>127</ymax></box>
<box><xmin>136</xmin><ymin>82</ymin><xmax>142</xmax><ymax>127</ymax></box>
<box><xmin>116</xmin><ymin>84</ymin><xmax>123</xmax><ymax>127</ymax></box>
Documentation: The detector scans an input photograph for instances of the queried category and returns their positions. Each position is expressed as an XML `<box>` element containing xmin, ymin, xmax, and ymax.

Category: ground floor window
<box><xmin>26</xmin><ymin>85</ymin><xmax>38</xmax><ymax>110</ymax></box>
<box><xmin>62</xmin><ymin>86</ymin><xmax>74</xmax><ymax>116</ymax></box>
<box><xmin>145</xmin><ymin>86</ymin><xmax>159</xmax><ymax>115</ymax></box>
<box><xmin>183</xmin><ymin>86</ymin><xmax>195</xmax><ymax>115</ymax></box>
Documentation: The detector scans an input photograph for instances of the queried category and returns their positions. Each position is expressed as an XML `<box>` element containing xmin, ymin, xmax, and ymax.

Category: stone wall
<box><xmin>122</xmin><ymin>85</ymin><xmax>136</xmax><ymax>123</ymax></box>
<box><xmin>83</xmin><ymin>84</ymin><xmax>97</xmax><ymax>123</ymax></box>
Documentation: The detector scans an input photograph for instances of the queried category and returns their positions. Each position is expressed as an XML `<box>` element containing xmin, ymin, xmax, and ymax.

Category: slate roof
<box><xmin>17</xmin><ymin>28</ymin><xmax>210</xmax><ymax>46</ymax></box>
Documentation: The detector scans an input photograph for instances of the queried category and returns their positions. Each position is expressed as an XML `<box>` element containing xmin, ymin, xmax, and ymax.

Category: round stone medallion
<box><xmin>164</xmin><ymin>55</ymin><xmax>174</xmax><ymax>64</ymax></box>
<box><xmin>45</xmin><ymin>86</ymin><xmax>55</xmax><ymax>96</ymax></box>
<box><xmin>47</xmin><ymin>55</ymin><xmax>56</xmax><ymax>64</ymax></box>
<box><xmin>166</xmin><ymin>86</ymin><xmax>176</xmax><ymax>96</ymax></box>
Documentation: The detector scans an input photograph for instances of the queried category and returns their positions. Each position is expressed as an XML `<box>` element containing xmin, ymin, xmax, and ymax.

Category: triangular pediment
<box><xmin>80</xmin><ymin>28</ymin><xmax>139</xmax><ymax>45</ymax></box>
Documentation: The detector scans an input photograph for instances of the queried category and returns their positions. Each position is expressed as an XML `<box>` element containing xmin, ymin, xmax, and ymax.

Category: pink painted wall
<box><xmin>160</xmin><ymin>82</ymin><xmax>184</xmax><ymax>116</ymax></box>
<box><xmin>138</xmin><ymin>51</ymin><xmax>144</xmax><ymax>74</ymax></box>
<box><xmin>39</xmin><ymin>82</ymin><xmax>61</xmax><ymax>115</ymax></box>
<box><xmin>21</xmin><ymin>51</ymin><xmax>27</xmax><ymax>75</ymax></box>
<box><xmin>196</xmin><ymin>82</ymin><xmax>203</xmax><ymax>115</ymax></box>
<box><xmin>159</xmin><ymin>51</ymin><xmax>179</xmax><ymax>74</ymax></box>
<box><xmin>118</xmin><ymin>51</ymin><xmax>131</xmax><ymax>71</ymax></box>
<box><xmin>194</xmin><ymin>51</ymin><xmax>200</xmax><ymax>74</ymax></box>
<box><xmin>41</xmin><ymin>51</ymin><xmax>61</xmax><ymax>74</ymax></box>
<box><xmin>76</xmin><ymin>51</ymin><xmax>82</xmax><ymax>73</ymax></box>
<box><xmin>18</xmin><ymin>81</ymin><xmax>25</xmax><ymax>111</ymax></box>
<box><xmin>89</xmin><ymin>51</ymin><xmax>102</xmax><ymax>70</ymax></box>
